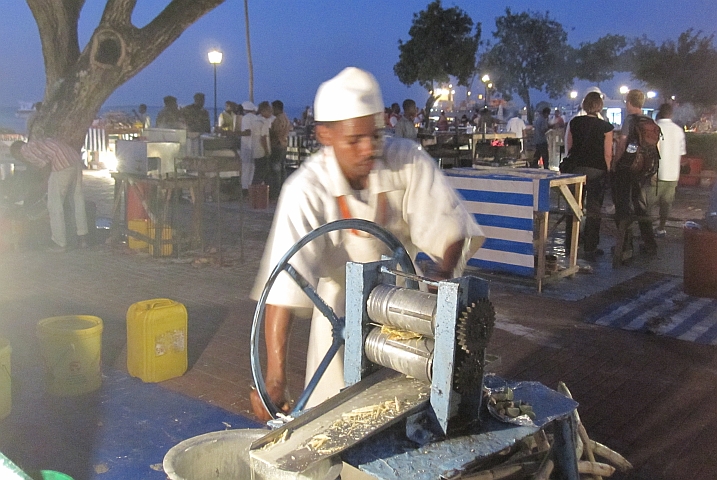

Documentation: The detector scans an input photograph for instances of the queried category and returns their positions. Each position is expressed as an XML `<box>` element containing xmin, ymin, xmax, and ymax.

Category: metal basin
<box><xmin>163</xmin><ymin>428</ymin><xmax>341</xmax><ymax>480</ymax></box>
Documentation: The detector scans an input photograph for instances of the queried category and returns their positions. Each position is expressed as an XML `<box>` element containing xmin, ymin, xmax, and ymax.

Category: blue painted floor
<box><xmin>588</xmin><ymin>276</ymin><xmax>717</xmax><ymax>344</ymax></box>
<box><xmin>0</xmin><ymin>367</ymin><xmax>261</xmax><ymax>480</ymax></box>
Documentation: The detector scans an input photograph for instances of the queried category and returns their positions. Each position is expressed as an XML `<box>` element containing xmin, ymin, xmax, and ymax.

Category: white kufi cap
<box><xmin>241</xmin><ymin>101</ymin><xmax>256</xmax><ymax>111</ymax></box>
<box><xmin>314</xmin><ymin>67</ymin><xmax>384</xmax><ymax>122</ymax></box>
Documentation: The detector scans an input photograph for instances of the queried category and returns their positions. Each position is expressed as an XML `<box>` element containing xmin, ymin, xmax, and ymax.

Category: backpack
<box><xmin>620</xmin><ymin>115</ymin><xmax>662</xmax><ymax>179</ymax></box>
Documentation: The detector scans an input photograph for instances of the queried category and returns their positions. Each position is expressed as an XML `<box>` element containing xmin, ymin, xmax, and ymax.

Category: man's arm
<box><xmin>604</xmin><ymin>131</ymin><xmax>614</xmax><ymax>170</ymax></box>
<box><xmin>250</xmin><ymin>304</ymin><xmax>293</xmax><ymax>421</ymax></box>
<box><xmin>427</xmin><ymin>239</ymin><xmax>464</xmax><ymax>280</ymax></box>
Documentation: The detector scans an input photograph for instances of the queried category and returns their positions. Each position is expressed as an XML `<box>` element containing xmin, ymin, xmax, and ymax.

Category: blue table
<box><xmin>445</xmin><ymin>167</ymin><xmax>586</xmax><ymax>291</ymax></box>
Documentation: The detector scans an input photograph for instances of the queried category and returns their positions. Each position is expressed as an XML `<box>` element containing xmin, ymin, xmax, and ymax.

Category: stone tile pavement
<box><xmin>1</xmin><ymin>169</ymin><xmax>716</xmax><ymax>479</ymax></box>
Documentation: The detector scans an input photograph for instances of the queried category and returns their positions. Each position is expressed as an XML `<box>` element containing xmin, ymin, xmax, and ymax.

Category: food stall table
<box><xmin>177</xmin><ymin>155</ymin><xmax>243</xmax><ymax>262</ymax></box>
<box><xmin>109</xmin><ymin>172</ymin><xmax>202</xmax><ymax>257</ymax></box>
<box><xmin>444</xmin><ymin>167</ymin><xmax>585</xmax><ymax>292</ymax></box>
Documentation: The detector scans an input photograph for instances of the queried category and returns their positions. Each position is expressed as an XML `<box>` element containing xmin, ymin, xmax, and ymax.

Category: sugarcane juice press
<box><xmin>249</xmin><ymin>220</ymin><xmax>580</xmax><ymax>480</ymax></box>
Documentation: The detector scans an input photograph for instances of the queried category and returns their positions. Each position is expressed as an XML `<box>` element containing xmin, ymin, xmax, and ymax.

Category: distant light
<box><xmin>569</xmin><ymin>90</ymin><xmax>578</xmax><ymax>99</ymax></box>
<box><xmin>619</xmin><ymin>85</ymin><xmax>629</xmax><ymax>95</ymax></box>
<box><xmin>671</xmin><ymin>95</ymin><xmax>676</xmax><ymax>100</ymax></box>
<box><xmin>487</xmin><ymin>83</ymin><xmax>493</xmax><ymax>89</ymax></box>
<box><xmin>647</xmin><ymin>91</ymin><xmax>657</xmax><ymax>99</ymax></box>
<box><xmin>467</xmin><ymin>91</ymin><xmax>471</xmax><ymax>96</ymax></box>
<box><xmin>481</xmin><ymin>74</ymin><xmax>490</xmax><ymax>83</ymax></box>
<box><xmin>451</xmin><ymin>90</ymin><xmax>456</xmax><ymax>95</ymax></box>
<box><xmin>449</xmin><ymin>84</ymin><xmax>453</xmax><ymax>88</ymax></box>
<box><xmin>207</xmin><ymin>50</ymin><xmax>223</xmax><ymax>64</ymax></box>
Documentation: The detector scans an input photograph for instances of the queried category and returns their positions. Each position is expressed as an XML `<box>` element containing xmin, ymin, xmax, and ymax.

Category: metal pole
<box><xmin>484</xmin><ymin>84</ymin><xmax>488</xmax><ymax>107</ymax></box>
<box><xmin>213</xmin><ymin>63</ymin><xmax>218</xmax><ymax>129</ymax></box>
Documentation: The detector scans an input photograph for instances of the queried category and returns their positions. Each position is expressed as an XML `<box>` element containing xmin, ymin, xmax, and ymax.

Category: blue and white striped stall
<box><xmin>444</xmin><ymin>167</ymin><xmax>585</xmax><ymax>290</ymax></box>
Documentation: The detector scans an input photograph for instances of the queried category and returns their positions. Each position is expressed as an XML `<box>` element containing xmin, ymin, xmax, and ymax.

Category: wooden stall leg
<box><xmin>535</xmin><ymin>212</ymin><xmax>549</xmax><ymax>293</ymax></box>
<box><xmin>110</xmin><ymin>177</ymin><xmax>124</xmax><ymax>245</ymax></box>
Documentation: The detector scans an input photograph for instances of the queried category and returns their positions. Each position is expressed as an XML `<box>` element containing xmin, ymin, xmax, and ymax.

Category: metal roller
<box><xmin>364</xmin><ymin>327</ymin><xmax>433</xmax><ymax>383</ymax></box>
<box><xmin>366</xmin><ymin>284</ymin><xmax>437</xmax><ymax>337</ymax></box>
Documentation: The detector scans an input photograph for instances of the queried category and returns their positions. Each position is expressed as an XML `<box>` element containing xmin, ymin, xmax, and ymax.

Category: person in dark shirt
<box><xmin>155</xmin><ymin>96</ymin><xmax>185</xmax><ymax>129</ymax></box>
<box><xmin>565</xmin><ymin>92</ymin><xmax>614</xmax><ymax>261</ymax></box>
<box><xmin>181</xmin><ymin>93</ymin><xmax>211</xmax><ymax>134</ymax></box>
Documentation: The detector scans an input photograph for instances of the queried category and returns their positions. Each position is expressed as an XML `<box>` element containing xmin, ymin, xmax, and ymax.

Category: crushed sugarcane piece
<box><xmin>379</xmin><ymin>324</ymin><xmax>423</xmax><ymax>341</ymax></box>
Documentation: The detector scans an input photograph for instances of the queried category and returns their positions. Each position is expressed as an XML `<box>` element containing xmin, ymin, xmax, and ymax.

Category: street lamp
<box><xmin>647</xmin><ymin>91</ymin><xmax>657</xmax><ymax>99</ymax></box>
<box><xmin>481</xmin><ymin>74</ymin><xmax>490</xmax><ymax>107</ymax></box>
<box><xmin>619</xmin><ymin>85</ymin><xmax>629</xmax><ymax>95</ymax></box>
<box><xmin>207</xmin><ymin>49</ymin><xmax>223</xmax><ymax>129</ymax></box>
<box><xmin>569</xmin><ymin>90</ymin><xmax>578</xmax><ymax>113</ymax></box>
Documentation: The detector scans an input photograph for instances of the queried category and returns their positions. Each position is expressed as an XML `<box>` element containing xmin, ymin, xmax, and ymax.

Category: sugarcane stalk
<box><xmin>589</xmin><ymin>440</ymin><xmax>634</xmax><ymax>472</ymax></box>
<box><xmin>578</xmin><ymin>460</ymin><xmax>616</xmax><ymax>477</ymax></box>
<box><xmin>533</xmin><ymin>458</ymin><xmax>554</xmax><ymax>480</ymax></box>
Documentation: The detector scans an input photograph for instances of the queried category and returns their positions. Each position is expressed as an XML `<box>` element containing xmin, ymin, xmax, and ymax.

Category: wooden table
<box><xmin>445</xmin><ymin>167</ymin><xmax>585</xmax><ymax>292</ymax></box>
<box><xmin>177</xmin><ymin>155</ymin><xmax>243</xmax><ymax>261</ymax></box>
<box><xmin>110</xmin><ymin>172</ymin><xmax>202</xmax><ymax>257</ymax></box>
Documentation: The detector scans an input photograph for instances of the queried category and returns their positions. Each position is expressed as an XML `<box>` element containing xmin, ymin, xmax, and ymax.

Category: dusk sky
<box><xmin>2</xmin><ymin>0</ymin><xmax>717</xmax><ymax>116</ymax></box>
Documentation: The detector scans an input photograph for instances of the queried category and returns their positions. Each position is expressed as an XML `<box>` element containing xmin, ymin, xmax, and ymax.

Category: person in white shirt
<box><xmin>251</xmin><ymin>101</ymin><xmax>273</xmax><ymax>185</ymax></box>
<box><xmin>649</xmin><ymin>103</ymin><xmax>686</xmax><ymax>236</ymax></box>
<box><xmin>240</xmin><ymin>101</ymin><xmax>257</xmax><ymax>189</ymax></box>
<box><xmin>505</xmin><ymin>112</ymin><xmax>526</xmax><ymax>151</ymax></box>
<box><xmin>249</xmin><ymin>67</ymin><xmax>485</xmax><ymax>420</ymax></box>
<box><xmin>393</xmin><ymin>99</ymin><xmax>418</xmax><ymax>141</ymax></box>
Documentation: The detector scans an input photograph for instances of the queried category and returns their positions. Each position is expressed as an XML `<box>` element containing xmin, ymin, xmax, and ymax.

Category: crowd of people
<box><xmin>151</xmin><ymin>93</ymin><xmax>294</xmax><ymax>199</ymax></box>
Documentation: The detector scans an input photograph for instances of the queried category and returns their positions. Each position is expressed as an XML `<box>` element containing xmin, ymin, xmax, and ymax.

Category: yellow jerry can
<box><xmin>127</xmin><ymin>298</ymin><xmax>187</xmax><ymax>383</ymax></box>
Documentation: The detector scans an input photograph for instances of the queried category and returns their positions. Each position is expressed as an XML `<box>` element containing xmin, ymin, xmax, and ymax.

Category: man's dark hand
<box><xmin>250</xmin><ymin>378</ymin><xmax>291</xmax><ymax>421</ymax></box>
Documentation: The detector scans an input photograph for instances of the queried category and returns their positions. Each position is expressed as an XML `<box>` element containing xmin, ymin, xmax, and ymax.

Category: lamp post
<box><xmin>207</xmin><ymin>49</ymin><xmax>223</xmax><ymax>130</ymax></box>
<box><xmin>481</xmin><ymin>74</ymin><xmax>490</xmax><ymax>107</ymax></box>
<box><xmin>569</xmin><ymin>90</ymin><xmax>578</xmax><ymax>114</ymax></box>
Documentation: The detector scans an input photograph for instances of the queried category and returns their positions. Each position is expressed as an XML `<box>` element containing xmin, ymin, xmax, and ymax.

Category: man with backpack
<box><xmin>612</xmin><ymin>89</ymin><xmax>659</xmax><ymax>258</ymax></box>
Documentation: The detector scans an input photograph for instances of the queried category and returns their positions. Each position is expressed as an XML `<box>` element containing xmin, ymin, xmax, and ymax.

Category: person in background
<box><xmin>532</xmin><ymin>107</ymin><xmax>551</xmax><ymax>168</ymax></box>
<box><xmin>240</xmin><ymin>101</ymin><xmax>257</xmax><ymax>189</ymax></box>
<box><xmin>505</xmin><ymin>111</ymin><xmax>526</xmax><ymax>151</ymax></box>
<box><xmin>249</xmin><ymin>67</ymin><xmax>484</xmax><ymax>420</ymax></box>
<box><xmin>217</xmin><ymin>101</ymin><xmax>237</xmax><ymax>133</ymax></box>
<box><xmin>250</xmin><ymin>101</ymin><xmax>273</xmax><ymax>186</ymax></box>
<box><xmin>551</xmin><ymin>110</ymin><xmax>565</xmax><ymax>129</ymax></box>
<box><xmin>10</xmin><ymin>138</ymin><xmax>88</xmax><ymax>252</ymax></box>
<box><xmin>155</xmin><ymin>96</ymin><xmax>185</xmax><ymax>129</ymax></box>
<box><xmin>269</xmin><ymin>100</ymin><xmax>293</xmax><ymax>196</ymax></box>
<box><xmin>564</xmin><ymin>92</ymin><xmax>614</xmax><ymax>261</ymax></box>
<box><xmin>135</xmin><ymin>104</ymin><xmax>151</xmax><ymax>129</ymax></box>
<box><xmin>394</xmin><ymin>98</ymin><xmax>418</xmax><ymax>141</ymax></box>
<box><xmin>691</xmin><ymin>114</ymin><xmax>713</xmax><ymax>133</ymax></box>
<box><xmin>436</xmin><ymin>110</ymin><xmax>449</xmax><ymax>131</ymax></box>
<box><xmin>388</xmin><ymin>103</ymin><xmax>401</xmax><ymax>129</ymax></box>
<box><xmin>181</xmin><ymin>92</ymin><xmax>211</xmax><ymax>134</ymax></box>
<box><xmin>649</xmin><ymin>103</ymin><xmax>686</xmax><ymax>237</ymax></box>
<box><xmin>612</xmin><ymin>89</ymin><xmax>658</xmax><ymax>257</ymax></box>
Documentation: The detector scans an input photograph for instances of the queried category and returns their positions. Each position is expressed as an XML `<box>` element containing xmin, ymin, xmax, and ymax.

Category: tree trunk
<box><xmin>243</xmin><ymin>0</ymin><xmax>254</xmax><ymax>103</ymax></box>
<box><xmin>26</xmin><ymin>0</ymin><xmax>225</xmax><ymax>150</ymax></box>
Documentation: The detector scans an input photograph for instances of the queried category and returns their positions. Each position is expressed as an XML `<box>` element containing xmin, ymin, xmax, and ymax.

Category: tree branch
<box><xmin>101</xmin><ymin>0</ymin><xmax>137</xmax><ymax>27</ymax></box>
<box><xmin>26</xmin><ymin>0</ymin><xmax>83</xmax><ymax>90</ymax></box>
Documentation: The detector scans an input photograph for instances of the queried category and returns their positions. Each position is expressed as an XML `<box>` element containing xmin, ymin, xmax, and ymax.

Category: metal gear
<box><xmin>453</xmin><ymin>354</ymin><xmax>485</xmax><ymax>395</ymax></box>
<box><xmin>456</xmin><ymin>298</ymin><xmax>495</xmax><ymax>354</ymax></box>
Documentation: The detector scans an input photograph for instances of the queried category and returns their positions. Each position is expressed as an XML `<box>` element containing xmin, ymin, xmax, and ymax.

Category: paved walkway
<box><xmin>1</xmin><ymin>169</ymin><xmax>716</xmax><ymax>479</ymax></box>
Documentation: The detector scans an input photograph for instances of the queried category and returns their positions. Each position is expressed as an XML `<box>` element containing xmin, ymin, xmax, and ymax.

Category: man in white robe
<box><xmin>249</xmin><ymin>67</ymin><xmax>485</xmax><ymax>420</ymax></box>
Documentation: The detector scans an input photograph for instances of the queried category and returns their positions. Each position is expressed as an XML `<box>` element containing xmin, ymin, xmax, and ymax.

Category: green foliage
<box><xmin>480</xmin><ymin>9</ymin><xmax>572</xmax><ymax>122</ymax></box>
<box><xmin>394</xmin><ymin>0</ymin><xmax>480</xmax><ymax>91</ymax></box>
<box><xmin>628</xmin><ymin>30</ymin><xmax>717</xmax><ymax>107</ymax></box>
<box><xmin>574</xmin><ymin>34</ymin><xmax>628</xmax><ymax>83</ymax></box>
